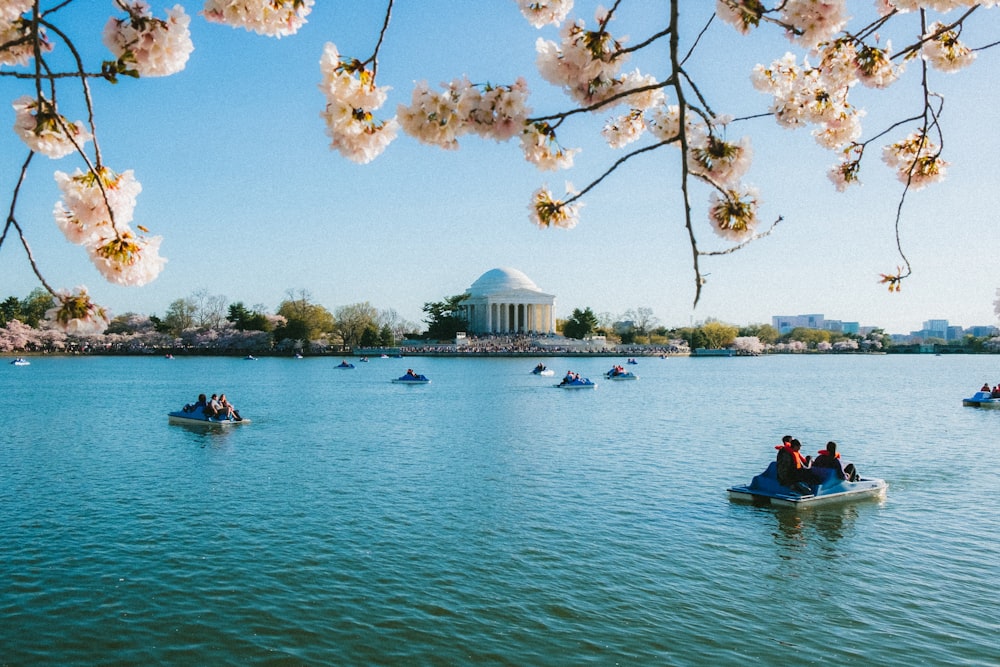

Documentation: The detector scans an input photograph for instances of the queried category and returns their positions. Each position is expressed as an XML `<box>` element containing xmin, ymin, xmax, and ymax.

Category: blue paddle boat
<box><xmin>336</xmin><ymin>361</ymin><xmax>355</xmax><ymax>369</ymax></box>
<box><xmin>167</xmin><ymin>404</ymin><xmax>250</xmax><ymax>426</ymax></box>
<box><xmin>728</xmin><ymin>461</ymin><xmax>886</xmax><ymax>507</ymax></box>
<box><xmin>962</xmin><ymin>391</ymin><xmax>1000</xmax><ymax>408</ymax></box>
<box><xmin>392</xmin><ymin>370</ymin><xmax>430</xmax><ymax>384</ymax></box>
<box><xmin>555</xmin><ymin>374</ymin><xmax>597</xmax><ymax>389</ymax></box>
<box><xmin>605</xmin><ymin>366</ymin><xmax>638</xmax><ymax>380</ymax></box>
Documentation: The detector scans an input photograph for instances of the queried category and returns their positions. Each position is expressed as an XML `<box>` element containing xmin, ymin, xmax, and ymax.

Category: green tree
<box><xmin>0</xmin><ymin>296</ymin><xmax>22</xmax><ymax>326</ymax></box>
<box><xmin>163</xmin><ymin>297</ymin><xmax>197</xmax><ymax>335</ymax></box>
<box><xmin>739</xmin><ymin>323</ymin><xmax>780</xmax><ymax>345</ymax></box>
<box><xmin>336</xmin><ymin>302</ymin><xmax>379</xmax><ymax>349</ymax></box>
<box><xmin>786</xmin><ymin>327</ymin><xmax>831</xmax><ymax>346</ymax></box>
<box><xmin>228</xmin><ymin>302</ymin><xmax>271</xmax><ymax>331</ymax></box>
<box><xmin>700</xmin><ymin>320</ymin><xmax>739</xmax><ymax>349</ymax></box>
<box><xmin>275</xmin><ymin>290</ymin><xmax>335</xmax><ymax>344</ymax></box>
<box><xmin>423</xmin><ymin>294</ymin><xmax>468</xmax><ymax>341</ymax></box>
<box><xmin>378</xmin><ymin>324</ymin><xmax>395</xmax><ymax>346</ymax></box>
<box><xmin>563</xmin><ymin>307</ymin><xmax>598</xmax><ymax>339</ymax></box>
<box><xmin>20</xmin><ymin>288</ymin><xmax>54</xmax><ymax>328</ymax></box>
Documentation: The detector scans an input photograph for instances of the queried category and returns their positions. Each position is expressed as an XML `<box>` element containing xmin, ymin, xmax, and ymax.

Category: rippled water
<box><xmin>1</xmin><ymin>354</ymin><xmax>998</xmax><ymax>665</ymax></box>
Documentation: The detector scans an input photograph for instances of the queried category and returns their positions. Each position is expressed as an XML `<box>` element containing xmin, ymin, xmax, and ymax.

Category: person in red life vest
<box><xmin>775</xmin><ymin>437</ymin><xmax>820</xmax><ymax>494</ymax></box>
<box><xmin>812</xmin><ymin>441</ymin><xmax>860</xmax><ymax>482</ymax></box>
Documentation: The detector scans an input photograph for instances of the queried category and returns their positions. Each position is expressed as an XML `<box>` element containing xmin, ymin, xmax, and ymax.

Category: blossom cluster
<box><xmin>535</xmin><ymin>12</ymin><xmax>636</xmax><ymax>108</ymax></box>
<box><xmin>318</xmin><ymin>43</ymin><xmax>397</xmax><ymax>164</ymax></box>
<box><xmin>45</xmin><ymin>287</ymin><xmax>111</xmax><ymax>335</ymax></box>
<box><xmin>529</xmin><ymin>185</ymin><xmax>582</xmax><ymax>230</ymax></box>
<box><xmin>53</xmin><ymin>167</ymin><xmax>166</xmax><ymax>288</ymax></box>
<box><xmin>103</xmin><ymin>2</ymin><xmax>194</xmax><ymax>77</ymax></box>
<box><xmin>397</xmin><ymin>77</ymin><xmax>532</xmax><ymax>150</ymax></box>
<box><xmin>516</xmin><ymin>0</ymin><xmax>574</xmax><ymax>28</ymax></box>
<box><xmin>881</xmin><ymin>131</ymin><xmax>948</xmax><ymax>190</ymax></box>
<box><xmin>0</xmin><ymin>2</ymin><xmax>51</xmax><ymax>67</ymax></box>
<box><xmin>12</xmin><ymin>96</ymin><xmax>92</xmax><ymax>159</ymax></box>
<box><xmin>202</xmin><ymin>0</ymin><xmax>314</xmax><ymax>38</ymax></box>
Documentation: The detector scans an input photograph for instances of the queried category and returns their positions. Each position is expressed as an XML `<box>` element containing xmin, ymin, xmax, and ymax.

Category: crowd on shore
<box><xmin>365</xmin><ymin>334</ymin><xmax>689</xmax><ymax>357</ymax></box>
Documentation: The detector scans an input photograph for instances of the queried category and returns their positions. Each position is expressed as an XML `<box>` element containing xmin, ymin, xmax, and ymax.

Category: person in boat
<box><xmin>204</xmin><ymin>393</ymin><xmax>222</xmax><ymax>418</ymax></box>
<box><xmin>812</xmin><ymin>441</ymin><xmax>859</xmax><ymax>482</ymax></box>
<box><xmin>992</xmin><ymin>384</ymin><xmax>1000</xmax><ymax>398</ymax></box>
<box><xmin>561</xmin><ymin>371</ymin><xmax>579</xmax><ymax>384</ymax></box>
<box><xmin>775</xmin><ymin>438</ymin><xmax>820</xmax><ymax>494</ymax></box>
<box><xmin>219</xmin><ymin>394</ymin><xmax>241</xmax><ymax>421</ymax></box>
<box><xmin>535</xmin><ymin>363</ymin><xmax>546</xmax><ymax>372</ymax></box>
<box><xmin>981</xmin><ymin>382</ymin><xmax>991</xmax><ymax>392</ymax></box>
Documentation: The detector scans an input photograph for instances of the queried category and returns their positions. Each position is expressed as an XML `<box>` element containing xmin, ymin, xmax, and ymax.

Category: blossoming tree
<box><xmin>1</xmin><ymin>0</ymin><xmax>996</xmax><ymax>332</ymax></box>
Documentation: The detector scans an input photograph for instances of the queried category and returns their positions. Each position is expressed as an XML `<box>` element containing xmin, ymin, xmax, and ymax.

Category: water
<box><xmin>1</xmin><ymin>354</ymin><xmax>998</xmax><ymax>665</ymax></box>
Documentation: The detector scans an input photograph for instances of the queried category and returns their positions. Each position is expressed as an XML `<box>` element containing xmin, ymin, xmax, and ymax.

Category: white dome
<box><xmin>468</xmin><ymin>268</ymin><xmax>541</xmax><ymax>296</ymax></box>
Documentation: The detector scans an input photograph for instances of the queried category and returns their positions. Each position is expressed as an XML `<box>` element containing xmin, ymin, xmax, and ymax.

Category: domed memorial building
<box><xmin>459</xmin><ymin>268</ymin><xmax>556</xmax><ymax>335</ymax></box>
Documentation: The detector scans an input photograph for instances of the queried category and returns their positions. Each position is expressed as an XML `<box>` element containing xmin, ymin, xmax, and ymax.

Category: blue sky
<box><xmin>2</xmin><ymin>1</ymin><xmax>999</xmax><ymax>334</ymax></box>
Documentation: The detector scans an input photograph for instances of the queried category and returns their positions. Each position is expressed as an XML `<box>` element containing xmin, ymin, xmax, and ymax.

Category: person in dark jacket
<box><xmin>812</xmin><ymin>441</ymin><xmax>859</xmax><ymax>482</ymax></box>
<box><xmin>776</xmin><ymin>438</ymin><xmax>820</xmax><ymax>493</ymax></box>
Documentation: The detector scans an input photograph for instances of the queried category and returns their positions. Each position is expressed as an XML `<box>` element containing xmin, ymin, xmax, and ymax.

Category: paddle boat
<box><xmin>244</xmin><ymin>355</ymin><xmax>258</xmax><ymax>361</ymax></box>
<box><xmin>531</xmin><ymin>363</ymin><xmax>555</xmax><ymax>376</ymax></box>
<box><xmin>359</xmin><ymin>356</ymin><xmax>369</xmax><ymax>362</ymax></box>
<box><xmin>626</xmin><ymin>358</ymin><xmax>638</xmax><ymax>365</ymax></box>
<box><xmin>727</xmin><ymin>461</ymin><xmax>886</xmax><ymax>507</ymax></box>
<box><xmin>335</xmin><ymin>360</ymin><xmax>355</xmax><ymax>369</ymax></box>
<box><xmin>167</xmin><ymin>404</ymin><xmax>250</xmax><ymax>426</ymax></box>
<box><xmin>294</xmin><ymin>353</ymin><xmax>304</xmax><ymax>359</ymax></box>
<box><xmin>962</xmin><ymin>390</ymin><xmax>1000</xmax><ymax>408</ymax></box>
<box><xmin>164</xmin><ymin>354</ymin><xmax>174</xmax><ymax>359</ymax></box>
<box><xmin>392</xmin><ymin>370</ymin><xmax>430</xmax><ymax>384</ymax></box>
<box><xmin>605</xmin><ymin>366</ymin><xmax>638</xmax><ymax>380</ymax></box>
<box><xmin>10</xmin><ymin>357</ymin><xmax>30</xmax><ymax>366</ymax></box>
<box><xmin>555</xmin><ymin>373</ymin><xmax>597</xmax><ymax>389</ymax></box>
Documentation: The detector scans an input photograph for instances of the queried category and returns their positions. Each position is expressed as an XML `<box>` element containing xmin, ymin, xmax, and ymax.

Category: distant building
<box><xmin>458</xmin><ymin>268</ymin><xmax>556</xmax><ymax>335</ymax></box>
<box><xmin>772</xmin><ymin>314</ymin><xmax>858</xmax><ymax>335</ymax></box>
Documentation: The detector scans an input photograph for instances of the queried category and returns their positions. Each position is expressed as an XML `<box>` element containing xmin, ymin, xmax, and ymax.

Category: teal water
<box><xmin>1</xmin><ymin>354</ymin><xmax>998</xmax><ymax>665</ymax></box>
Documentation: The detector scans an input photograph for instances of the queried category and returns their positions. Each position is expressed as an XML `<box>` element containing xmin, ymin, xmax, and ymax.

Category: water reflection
<box><xmin>771</xmin><ymin>498</ymin><xmax>885</xmax><ymax>550</ymax></box>
<box><xmin>169</xmin><ymin>421</ymin><xmax>239</xmax><ymax>447</ymax></box>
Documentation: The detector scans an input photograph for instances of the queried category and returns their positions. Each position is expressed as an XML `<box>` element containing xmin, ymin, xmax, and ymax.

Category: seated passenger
<box><xmin>204</xmin><ymin>393</ymin><xmax>222</xmax><ymax>418</ymax></box>
<box><xmin>775</xmin><ymin>438</ymin><xmax>820</xmax><ymax>493</ymax></box>
<box><xmin>813</xmin><ymin>441</ymin><xmax>860</xmax><ymax>482</ymax></box>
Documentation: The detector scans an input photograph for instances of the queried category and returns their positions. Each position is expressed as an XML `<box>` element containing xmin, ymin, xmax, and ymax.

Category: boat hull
<box><xmin>168</xmin><ymin>412</ymin><xmax>250</xmax><ymax>425</ymax></box>
<box><xmin>962</xmin><ymin>391</ymin><xmax>1000</xmax><ymax>407</ymax></box>
<box><xmin>554</xmin><ymin>381</ymin><xmax>597</xmax><ymax>389</ymax></box>
<box><xmin>392</xmin><ymin>378</ymin><xmax>430</xmax><ymax>384</ymax></box>
<box><xmin>728</xmin><ymin>461</ymin><xmax>886</xmax><ymax>507</ymax></box>
<box><xmin>167</xmin><ymin>405</ymin><xmax>249</xmax><ymax>425</ymax></box>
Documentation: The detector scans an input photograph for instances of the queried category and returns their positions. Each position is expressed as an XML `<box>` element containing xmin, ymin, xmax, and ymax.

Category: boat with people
<box><xmin>962</xmin><ymin>390</ymin><xmax>1000</xmax><ymax>408</ymax></box>
<box><xmin>605</xmin><ymin>365</ymin><xmax>638</xmax><ymax>380</ymax></box>
<box><xmin>244</xmin><ymin>355</ymin><xmax>258</xmax><ymax>361</ymax></box>
<box><xmin>335</xmin><ymin>361</ymin><xmax>355</xmax><ymax>369</ymax></box>
<box><xmin>728</xmin><ymin>461</ymin><xmax>886</xmax><ymax>507</ymax></box>
<box><xmin>10</xmin><ymin>357</ymin><xmax>30</xmax><ymax>366</ymax></box>
<box><xmin>392</xmin><ymin>369</ymin><xmax>430</xmax><ymax>384</ymax></box>
<box><xmin>531</xmin><ymin>363</ymin><xmax>555</xmax><ymax>376</ymax></box>
<box><xmin>555</xmin><ymin>372</ymin><xmax>597</xmax><ymax>389</ymax></box>
<box><xmin>167</xmin><ymin>403</ymin><xmax>250</xmax><ymax>426</ymax></box>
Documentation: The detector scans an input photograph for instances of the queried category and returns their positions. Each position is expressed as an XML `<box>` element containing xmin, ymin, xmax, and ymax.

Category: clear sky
<box><xmin>2</xmin><ymin>1</ymin><xmax>999</xmax><ymax>335</ymax></box>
